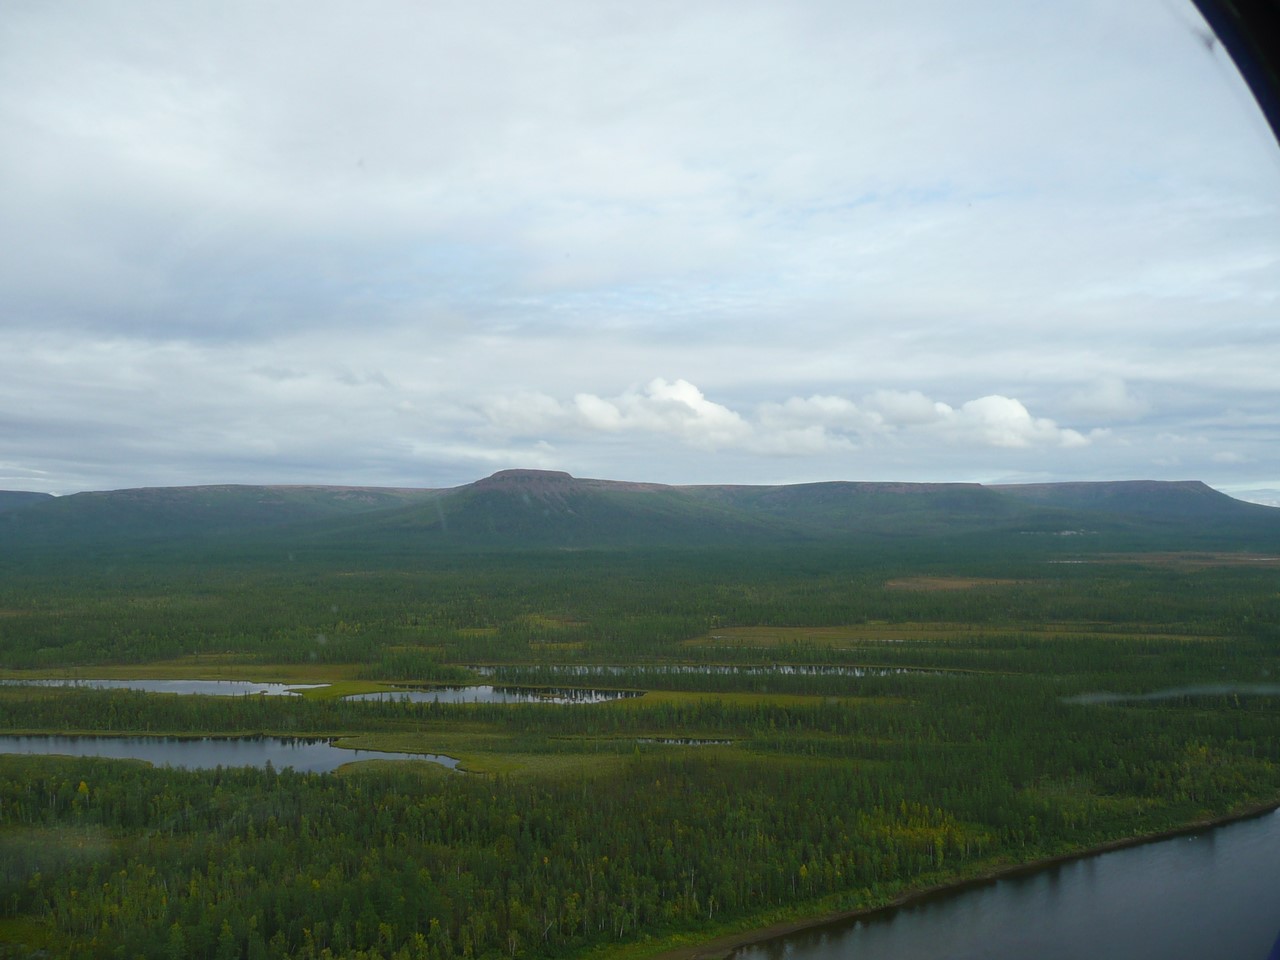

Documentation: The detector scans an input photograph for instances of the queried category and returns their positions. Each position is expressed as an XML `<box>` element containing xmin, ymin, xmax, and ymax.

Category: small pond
<box><xmin>0</xmin><ymin>735</ymin><xmax>457</xmax><ymax>772</ymax></box>
<box><xmin>0</xmin><ymin>679</ymin><xmax>327</xmax><ymax>696</ymax></box>
<box><xmin>344</xmin><ymin>685</ymin><xmax>643</xmax><ymax>705</ymax></box>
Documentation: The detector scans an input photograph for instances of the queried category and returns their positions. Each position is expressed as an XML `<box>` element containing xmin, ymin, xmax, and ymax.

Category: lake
<box><xmin>0</xmin><ymin>735</ymin><xmax>458</xmax><ymax>773</ymax></box>
<box><xmin>1</xmin><ymin>677</ymin><xmax>641</xmax><ymax>704</ymax></box>
<box><xmin>733</xmin><ymin>809</ymin><xmax>1280</xmax><ymax>960</ymax></box>
<box><xmin>0</xmin><ymin>678</ymin><xmax>326</xmax><ymax>696</ymax></box>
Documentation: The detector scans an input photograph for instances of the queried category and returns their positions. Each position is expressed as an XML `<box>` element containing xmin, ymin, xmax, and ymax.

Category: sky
<box><xmin>2</xmin><ymin>1</ymin><xmax>1278</xmax><ymax>502</ymax></box>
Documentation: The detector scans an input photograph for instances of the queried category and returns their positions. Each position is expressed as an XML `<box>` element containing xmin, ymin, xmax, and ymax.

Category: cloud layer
<box><xmin>0</xmin><ymin>1</ymin><xmax>1277</xmax><ymax>496</ymax></box>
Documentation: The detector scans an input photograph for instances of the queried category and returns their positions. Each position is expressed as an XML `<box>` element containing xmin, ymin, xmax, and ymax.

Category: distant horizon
<box><xmin>2</xmin><ymin>2</ymin><xmax>1277</xmax><ymax>507</ymax></box>
<box><xmin>8</xmin><ymin>469</ymin><xmax>1279</xmax><ymax>509</ymax></box>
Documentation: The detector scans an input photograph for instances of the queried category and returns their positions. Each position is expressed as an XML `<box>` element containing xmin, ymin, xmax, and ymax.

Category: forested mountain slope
<box><xmin>992</xmin><ymin>479</ymin><xmax>1270</xmax><ymax>519</ymax></box>
<box><xmin>0</xmin><ymin>483</ymin><xmax>440</xmax><ymax>550</ymax></box>
<box><xmin>0</xmin><ymin>470</ymin><xmax>1276</xmax><ymax>558</ymax></box>
<box><xmin>0</xmin><ymin>491</ymin><xmax>53</xmax><ymax>514</ymax></box>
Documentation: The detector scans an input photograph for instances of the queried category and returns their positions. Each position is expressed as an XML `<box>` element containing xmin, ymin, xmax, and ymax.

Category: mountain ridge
<box><xmin>0</xmin><ymin>471</ymin><xmax>1275</xmax><ymax>555</ymax></box>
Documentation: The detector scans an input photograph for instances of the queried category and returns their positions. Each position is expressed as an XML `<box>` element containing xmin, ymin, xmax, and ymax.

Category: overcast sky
<box><xmin>2</xmin><ymin>1</ymin><xmax>1278</xmax><ymax>501</ymax></box>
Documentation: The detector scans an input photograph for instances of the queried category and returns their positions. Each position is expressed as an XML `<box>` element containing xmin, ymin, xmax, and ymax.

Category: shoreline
<box><xmin>646</xmin><ymin>799</ymin><xmax>1280</xmax><ymax>960</ymax></box>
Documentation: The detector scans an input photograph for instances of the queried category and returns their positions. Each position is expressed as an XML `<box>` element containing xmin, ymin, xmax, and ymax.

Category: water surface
<box><xmin>0</xmin><ymin>735</ymin><xmax>457</xmax><ymax>772</ymax></box>
<box><xmin>0</xmin><ymin>678</ymin><xmax>326</xmax><ymax>696</ymax></box>
<box><xmin>3</xmin><ymin>677</ymin><xmax>641</xmax><ymax>706</ymax></box>
<box><xmin>734</xmin><ymin>810</ymin><xmax>1280</xmax><ymax>960</ymax></box>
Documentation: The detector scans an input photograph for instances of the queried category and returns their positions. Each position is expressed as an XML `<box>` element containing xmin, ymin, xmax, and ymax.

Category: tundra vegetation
<box><xmin>0</xmin><ymin>478</ymin><xmax>1278</xmax><ymax>958</ymax></box>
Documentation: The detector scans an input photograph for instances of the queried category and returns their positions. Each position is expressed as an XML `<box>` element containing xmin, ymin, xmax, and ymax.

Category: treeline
<box><xmin>1</xmin><ymin>755</ymin><xmax>985</xmax><ymax>959</ymax></box>
<box><xmin>1</xmin><ymin>545</ymin><xmax>1276</xmax><ymax>668</ymax></box>
<box><xmin>5</xmin><ymin>725</ymin><xmax>1278</xmax><ymax>960</ymax></box>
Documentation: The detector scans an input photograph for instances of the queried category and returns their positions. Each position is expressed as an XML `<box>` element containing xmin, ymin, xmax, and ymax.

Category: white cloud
<box><xmin>481</xmin><ymin>378</ymin><xmax>753</xmax><ymax>449</ymax></box>
<box><xmin>933</xmin><ymin>395</ymin><xmax>1094</xmax><ymax>449</ymax></box>
<box><xmin>573</xmin><ymin>378</ymin><xmax>752</xmax><ymax>449</ymax></box>
<box><xmin>479</xmin><ymin>380</ymin><xmax>1098</xmax><ymax>461</ymax></box>
<box><xmin>572</xmin><ymin>393</ymin><xmax>625</xmax><ymax>431</ymax></box>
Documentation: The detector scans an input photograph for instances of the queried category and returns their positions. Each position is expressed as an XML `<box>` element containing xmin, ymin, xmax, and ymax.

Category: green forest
<box><xmin>2</xmin><ymin>532</ymin><xmax>1279</xmax><ymax>958</ymax></box>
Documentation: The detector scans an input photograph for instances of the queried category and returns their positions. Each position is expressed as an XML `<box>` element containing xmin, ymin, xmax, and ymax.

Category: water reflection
<box><xmin>344</xmin><ymin>685</ymin><xmax>642</xmax><ymax>704</ymax></box>
<box><xmin>0</xmin><ymin>678</ymin><xmax>326</xmax><ymax>696</ymax></box>
<box><xmin>0</xmin><ymin>734</ymin><xmax>457</xmax><ymax>773</ymax></box>
<box><xmin>473</xmin><ymin>664</ymin><xmax>935</xmax><ymax>678</ymax></box>
<box><xmin>733</xmin><ymin>811</ymin><xmax>1280</xmax><ymax>960</ymax></box>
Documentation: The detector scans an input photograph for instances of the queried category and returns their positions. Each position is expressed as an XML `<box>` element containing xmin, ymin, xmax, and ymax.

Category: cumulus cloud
<box><xmin>481</xmin><ymin>379</ymin><xmax>1100</xmax><ymax>459</ymax></box>
<box><xmin>933</xmin><ymin>396</ymin><xmax>1095</xmax><ymax>449</ymax></box>
<box><xmin>584</xmin><ymin>378</ymin><xmax>751</xmax><ymax>448</ymax></box>
<box><xmin>486</xmin><ymin>378</ymin><xmax>753</xmax><ymax>449</ymax></box>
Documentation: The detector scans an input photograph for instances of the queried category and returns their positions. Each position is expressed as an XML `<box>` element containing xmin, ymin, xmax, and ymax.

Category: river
<box><xmin>733</xmin><ymin>809</ymin><xmax>1280</xmax><ymax>960</ymax></box>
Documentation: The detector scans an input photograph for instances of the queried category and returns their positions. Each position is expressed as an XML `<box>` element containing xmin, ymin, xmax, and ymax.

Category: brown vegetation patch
<box><xmin>687</xmin><ymin>624</ymin><xmax>977</xmax><ymax>646</ymax></box>
<box><xmin>684</xmin><ymin>622</ymin><xmax>1222</xmax><ymax>647</ymax></box>
<box><xmin>521</xmin><ymin>613</ymin><xmax>587</xmax><ymax>629</ymax></box>
<box><xmin>884</xmin><ymin>576</ymin><xmax>1021</xmax><ymax>591</ymax></box>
